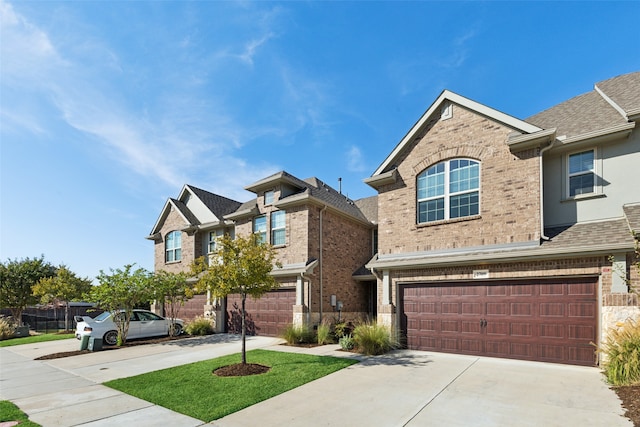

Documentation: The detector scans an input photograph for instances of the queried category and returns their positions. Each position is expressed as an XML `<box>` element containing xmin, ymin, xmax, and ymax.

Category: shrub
<box><xmin>353</xmin><ymin>322</ymin><xmax>398</xmax><ymax>356</ymax></box>
<box><xmin>185</xmin><ymin>316</ymin><xmax>214</xmax><ymax>336</ymax></box>
<box><xmin>332</xmin><ymin>321</ymin><xmax>353</xmax><ymax>339</ymax></box>
<box><xmin>282</xmin><ymin>324</ymin><xmax>315</xmax><ymax>345</ymax></box>
<box><xmin>600</xmin><ymin>319</ymin><xmax>640</xmax><ymax>386</ymax></box>
<box><xmin>339</xmin><ymin>334</ymin><xmax>355</xmax><ymax>351</ymax></box>
<box><xmin>0</xmin><ymin>316</ymin><xmax>16</xmax><ymax>341</ymax></box>
<box><xmin>317</xmin><ymin>323</ymin><xmax>332</xmax><ymax>345</ymax></box>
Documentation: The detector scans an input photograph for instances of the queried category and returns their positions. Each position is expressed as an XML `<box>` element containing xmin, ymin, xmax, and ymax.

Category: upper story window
<box><xmin>208</xmin><ymin>230</ymin><xmax>224</xmax><ymax>253</ymax></box>
<box><xmin>165</xmin><ymin>231</ymin><xmax>182</xmax><ymax>262</ymax></box>
<box><xmin>264</xmin><ymin>190</ymin><xmax>275</xmax><ymax>205</ymax></box>
<box><xmin>417</xmin><ymin>158</ymin><xmax>480</xmax><ymax>224</ymax></box>
<box><xmin>568</xmin><ymin>149</ymin><xmax>595</xmax><ymax>197</ymax></box>
<box><xmin>271</xmin><ymin>210</ymin><xmax>286</xmax><ymax>246</ymax></box>
<box><xmin>254</xmin><ymin>215</ymin><xmax>267</xmax><ymax>244</ymax></box>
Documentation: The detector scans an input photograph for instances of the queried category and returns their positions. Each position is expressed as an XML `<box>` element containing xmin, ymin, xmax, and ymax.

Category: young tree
<box><xmin>192</xmin><ymin>233</ymin><xmax>280</xmax><ymax>364</ymax></box>
<box><xmin>0</xmin><ymin>256</ymin><xmax>56</xmax><ymax>325</ymax></box>
<box><xmin>87</xmin><ymin>264</ymin><xmax>152</xmax><ymax>345</ymax></box>
<box><xmin>151</xmin><ymin>270</ymin><xmax>192</xmax><ymax>336</ymax></box>
<box><xmin>32</xmin><ymin>266</ymin><xmax>93</xmax><ymax>331</ymax></box>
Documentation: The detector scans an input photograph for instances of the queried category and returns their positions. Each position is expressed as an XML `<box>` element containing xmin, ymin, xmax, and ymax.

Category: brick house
<box><xmin>147</xmin><ymin>184</ymin><xmax>241</xmax><ymax>321</ymax></box>
<box><xmin>223</xmin><ymin>171</ymin><xmax>376</xmax><ymax>335</ymax></box>
<box><xmin>149</xmin><ymin>173</ymin><xmax>377</xmax><ymax>336</ymax></box>
<box><xmin>364</xmin><ymin>72</ymin><xmax>640</xmax><ymax>366</ymax></box>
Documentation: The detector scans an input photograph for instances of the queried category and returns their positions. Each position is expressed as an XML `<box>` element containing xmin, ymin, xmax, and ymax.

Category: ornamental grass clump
<box><xmin>185</xmin><ymin>316</ymin><xmax>214</xmax><ymax>336</ymax></box>
<box><xmin>600</xmin><ymin>318</ymin><xmax>640</xmax><ymax>386</ymax></box>
<box><xmin>317</xmin><ymin>323</ymin><xmax>332</xmax><ymax>345</ymax></box>
<box><xmin>282</xmin><ymin>324</ymin><xmax>315</xmax><ymax>345</ymax></box>
<box><xmin>0</xmin><ymin>316</ymin><xmax>16</xmax><ymax>340</ymax></box>
<box><xmin>353</xmin><ymin>321</ymin><xmax>398</xmax><ymax>355</ymax></box>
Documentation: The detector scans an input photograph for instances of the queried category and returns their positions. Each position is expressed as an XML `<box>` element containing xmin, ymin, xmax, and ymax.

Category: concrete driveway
<box><xmin>0</xmin><ymin>335</ymin><xmax>632</xmax><ymax>427</ymax></box>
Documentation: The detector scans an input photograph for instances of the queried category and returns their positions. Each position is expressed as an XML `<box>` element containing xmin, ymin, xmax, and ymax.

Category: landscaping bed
<box><xmin>615</xmin><ymin>385</ymin><xmax>640</xmax><ymax>427</ymax></box>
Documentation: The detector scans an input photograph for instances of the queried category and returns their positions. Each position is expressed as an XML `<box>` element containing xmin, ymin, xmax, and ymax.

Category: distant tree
<box><xmin>151</xmin><ymin>270</ymin><xmax>193</xmax><ymax>336</ymax></box>
<box><xmin>0</xmin><ymin>256</ymin><xmax>56</xmax><ymax>325</ymax></box>
<box><xmin>33</xmin><ymin>266</ymin><xmax>93</xmax><ymax>331</ymax></box>
<box><xmin>192</xmin><ymin>233</ymin><xmax>280</xmax><ymax>364</ymax></box>
<box><xmin>87</xmin><ymin>264</ymin><xmax>152</xmax><ymax>345</ymax></box>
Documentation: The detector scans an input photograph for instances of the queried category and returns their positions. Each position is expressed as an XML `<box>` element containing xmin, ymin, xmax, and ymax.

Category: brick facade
<box><xmin>377</xmin><ymin>105</ymin><xmax>540</xmax><ymax>256</ymax></box>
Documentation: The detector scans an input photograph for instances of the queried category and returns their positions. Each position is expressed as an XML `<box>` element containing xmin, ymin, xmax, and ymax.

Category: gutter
<box><xmin>368</xmin><ymin>241</ymin><xmax>635</xmax><ymax>270</ymax></box>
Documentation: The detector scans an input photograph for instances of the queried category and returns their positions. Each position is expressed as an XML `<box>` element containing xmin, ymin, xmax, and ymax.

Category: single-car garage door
<box><xmin>400</xmin><ymin>278</ymin><xmax>597</xmax><ymax>366</ymax></box>
<box><xmin>226</xmin><ymin>288</ymin><xmax>295</xmax><ymax>337</ymax></box>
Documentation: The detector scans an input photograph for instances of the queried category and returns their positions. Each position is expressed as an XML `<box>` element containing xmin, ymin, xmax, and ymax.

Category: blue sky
<box><xmin>1</xmin><ymin>1</ymin><xmax>639</xmax><ymax>281</ymax></box>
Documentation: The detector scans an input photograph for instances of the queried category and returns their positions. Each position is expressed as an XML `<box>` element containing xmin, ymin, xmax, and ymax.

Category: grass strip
<box><xmin>0</xmin><ymin>334</ymin><xmax>75</xmax><ymax>347</ymax></box>
<box><xmin>0</xmin><ymin>400</ymin><xmax>41</xmax><ymax>426</ymax></box>
<box><xmin>105</xmin><ymin>349</ymin><xmax>357</xmax><ymax>422</ymax></box>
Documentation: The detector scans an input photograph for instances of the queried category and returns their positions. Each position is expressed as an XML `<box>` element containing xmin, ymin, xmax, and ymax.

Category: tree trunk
<box><xmin>241</xmin><ymin>293</ymin><xmax>246</xmax><ymax>365</ymax></box>
<box><xmin>65</xmin><ymin>302</ymin><xmax>69</xmax><ymax>332</ymax></box>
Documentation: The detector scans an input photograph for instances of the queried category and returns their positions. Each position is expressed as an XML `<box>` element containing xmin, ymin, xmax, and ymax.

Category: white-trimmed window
<box><xmin>254</xmin><ymin>215</ymin><xmax>267</xmax><ymax>244</ymax></box>
<box><xmin>264</xmin><ymin>190</ymin><xmax>275</xmax><ymax>205</ymax></box>
<box><xmin>417</xmin><ymin>159</ymin><xmax>480</xmax><ymax>223</ymax></box>
<box><xmin>165</xmin><ymin>231</ymin><xmax>182</xmax><ymax>262</ymax></box>
<box><xmin>568</xmin><ymin>149</ymin><xmax>595</xmax><ymax>197</ymax></box>
<box><xmin>271</xmin><ymin>210</ymin><xmax>286</xmax><ymax>246</ymax></box>
<box><xmin>208</xmin><ymin>230</ymin><xmax>224</xmax><ymax>253</ymax></box>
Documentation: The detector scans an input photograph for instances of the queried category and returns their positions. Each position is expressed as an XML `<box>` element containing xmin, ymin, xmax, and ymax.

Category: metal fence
<box><xmin>1</xmin><ymin>306</ymin><xmax>104</xmax><ymax>333</ymax></box>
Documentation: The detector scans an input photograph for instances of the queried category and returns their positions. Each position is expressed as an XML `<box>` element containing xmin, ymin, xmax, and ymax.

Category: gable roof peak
<box><xmin>369</xmin><ymin>90</ymin><xmax>541</xmax><ymax>177</ymax></box>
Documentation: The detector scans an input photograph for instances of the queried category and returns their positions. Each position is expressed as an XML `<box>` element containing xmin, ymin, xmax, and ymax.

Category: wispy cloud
<box><xmin>436</xmin><ymin>28</ymin><xmax>478</xmax><ymax>69</ymax></box>
<box><xmin>0</xmin><ymin>0</ymin><xmax>281</xmax><ymax>197</ymax></box>
<box><xmin>346</xmin><ymin>145</ymin><xmax>366</xmax><ymax>172</ymax></box>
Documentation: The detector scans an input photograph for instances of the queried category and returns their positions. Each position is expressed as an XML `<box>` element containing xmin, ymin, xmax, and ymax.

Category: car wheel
<box><xmin>103</xmin><ymin>330</ymin><xmax>118</xmax><ymax>346</ymax></box>
<box><xmin>169</xmin><ymin>324</ymin><xmax>182</xmax><ymax>337</ymax></box>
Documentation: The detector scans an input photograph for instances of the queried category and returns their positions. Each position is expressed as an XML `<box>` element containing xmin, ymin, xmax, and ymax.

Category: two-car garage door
<box><xmin>226</xmin><ymin>289</ymin><xmax>295</xmax><ymax>337</ymax></box>
<box><xmin>400</xmin><ymin>278</ymin><xmax>597</xmax><ymax>366</ymax></box>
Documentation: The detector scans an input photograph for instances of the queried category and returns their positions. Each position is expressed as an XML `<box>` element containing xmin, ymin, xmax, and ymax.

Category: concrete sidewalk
<box><xmin>0</xmin><ymin>335</ymin><xmax>632</xmax><ymax>427</ymax></box>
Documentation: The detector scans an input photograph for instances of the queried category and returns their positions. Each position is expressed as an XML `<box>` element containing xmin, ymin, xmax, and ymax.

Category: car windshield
<box><xmin>94</xmin><ymin>311</ymin><xmax>112</xmax><ymax>321</ymax></box>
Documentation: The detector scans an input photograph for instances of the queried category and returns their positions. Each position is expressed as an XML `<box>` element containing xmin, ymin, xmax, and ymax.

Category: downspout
<box><xmin>539</xmin><ymin>140</ymin><xmax>555</xmax><ymax>241</ymax></box>
<box><xmin>319</xmin><ymin>205</ymin><xmax>327</xmax><ymax>324</ymax></box>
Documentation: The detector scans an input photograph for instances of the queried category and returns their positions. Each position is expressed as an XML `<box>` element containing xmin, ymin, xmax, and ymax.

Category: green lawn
<box><xmin>105</xmin><ymin>349</ymin><xmax>358</xmax><ymax>422</ymax></box>
<box><xmin>0</xmin><ymin>333</ymin><xmax>75</xmax><ymax>347</ymax></box>
<box><xmin>0</xmin><ymin>400</ymin><xmax>41</xmax><ymax>426</ymax></box>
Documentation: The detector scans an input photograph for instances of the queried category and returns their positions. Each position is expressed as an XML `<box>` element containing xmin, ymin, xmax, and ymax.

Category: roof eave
<box><xmin>271</xmin><ymin>259</ymin><xmax>319</xmax><ymax>277</ymax></box>
<box><xmin>364</xmin><ymin>169</ymin><xmax>398</xmax><ymax>189</ymax></box>
<box><xmin>367</xmin><ymin>242</ymin><xmax>635</xmax><ymax>270</ymax></box>
<box><xmin>245</xmin><ymin>172</ymin><xmax>305</xmax><ymax>194</ymax></box>
<box><xmin>507</xmin><ymin>128</ymin><xmax>557</xmax><ymax>152</ymax></box>
<box><xmin>224</xmin><ymin>205</ymin><xmax>259</xmax><ymax>221</ymax></box>
<box><xmin>552</xmin><ymin>122</ymin><xmax>635</xmax><ymax>152</ymax></box>
<box><xmin>276</xmin><ymin>194</ymin><xmax>373</xmax><ymax>226</ymax></box>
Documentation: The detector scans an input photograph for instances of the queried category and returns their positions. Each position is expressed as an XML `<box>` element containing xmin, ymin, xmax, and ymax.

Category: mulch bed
<box><xmin>213</xmin><ymin>363</ymin><xmax>271</xmax><ymax>377</ymax></box>
<box><xmin>613</xmin><ymin>385</ymin><xmax>640</xmax><ymax>427</ymax></box>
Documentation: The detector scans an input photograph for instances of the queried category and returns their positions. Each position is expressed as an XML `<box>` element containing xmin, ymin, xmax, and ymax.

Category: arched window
<box><xmin>165</xmin><ymin>231</ymin><xmax>182</xmax><ymax>262</ymax></box>
<box><xmin>417</xmin><ymin>159</ymin><xmax>480</xmax><ymax>223</ymax></box>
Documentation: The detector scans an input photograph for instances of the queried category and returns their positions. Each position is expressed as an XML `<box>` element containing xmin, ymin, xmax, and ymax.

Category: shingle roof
<box><xmin>186</xmin><ymin>185</ymin><xmax>242</xmax><ymax>218</ymax></box>
<box><xmin>526</xmin><ymin>91</ymin><xmax>626</xmax><ymax>138</ymax></box>
<box><xmin>354</xmin><ymin>195</ymin><xmax>378</xmax><ymax>224</ymax></box>
<box><xmin>623</xmin><ymin>203</ymin><xmax>640</xmax><ymax>236</ymax></box>
<box><xmin>596</xmin><ymin>72</ymin><xmax>640</xmax><ymax>116</ymax></box>
<box><xmin>543</xmin><ymin>218</ymin><xmax>635</xmax><ymax>250</ymax></box>
<box><xmin>170</xmin><ymin>198</ymin><xmax>199</xmax><ymax>225</ymax></box>
<box><xmin>299</xmin><ymin>176</ymin><xmax>371</xmax><ymax>223</ymax></box>
<box><xmin>526</xmin><ymin>71</ymin><xmax>640</xmax><ymax>138</ymax></box>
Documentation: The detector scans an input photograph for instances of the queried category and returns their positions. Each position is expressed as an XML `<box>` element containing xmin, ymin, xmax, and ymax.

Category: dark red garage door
<box><xmin>400</xmin><ymin>278</ymin><xmax>597</xmax><ymax>366</ymax></box>
<box><xmin>226</xmin><ymin>288</ymin><xmax>295</xmax><ymax>337</ymax></box>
